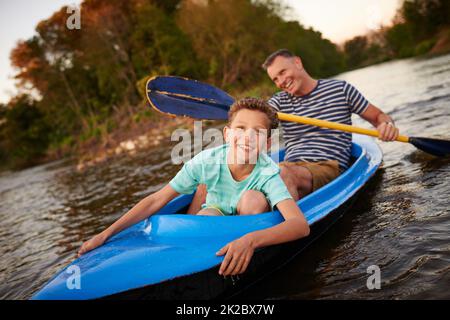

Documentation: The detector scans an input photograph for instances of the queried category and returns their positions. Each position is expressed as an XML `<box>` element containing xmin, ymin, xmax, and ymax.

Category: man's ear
<box><xmin>294</xmin><ymin>56</ymin><xmax>303</xmax><ymax>69</ymax></box>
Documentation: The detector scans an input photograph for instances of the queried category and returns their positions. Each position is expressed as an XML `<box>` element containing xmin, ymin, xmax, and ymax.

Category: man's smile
<box><xmin>283</xmin><ymin>79</ymin><xmax>294</xmax><ymax>91</ymax></box>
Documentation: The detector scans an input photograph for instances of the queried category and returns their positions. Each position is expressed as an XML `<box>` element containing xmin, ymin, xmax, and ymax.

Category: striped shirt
<box><xmin>268</xmin><ymin>79</ymin><xmax>369</xmax><ymax>170</ymax></box>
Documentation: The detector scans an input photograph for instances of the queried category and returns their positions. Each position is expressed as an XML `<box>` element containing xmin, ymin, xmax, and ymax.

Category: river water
<box><xmin>1</xmin><ymin>54</ymin><xmax>449</xmax><ymax>300</ymax></box>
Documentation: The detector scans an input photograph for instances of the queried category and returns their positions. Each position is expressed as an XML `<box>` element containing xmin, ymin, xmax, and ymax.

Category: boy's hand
<box><xmin>216</xmin><ymin>234</ymin><xmax>255</xmax><ymax>276</ymax></box>
<box><xmin>77</xmin><ymin>233</ymin><xmax>108</xmax><ymax>257</ymax></box>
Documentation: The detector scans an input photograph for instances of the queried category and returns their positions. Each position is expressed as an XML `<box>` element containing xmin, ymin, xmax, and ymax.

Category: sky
<box><xmin>0</xmin><ymin>0</ymin><xmax>81</xmax><ymax>104</ymax></box>
<box><xmin>283</xmin><ymin>0</ymin><xmax>402</xmax><ymax>43</ymax></box>
<box><xmin>0</xmin><ymin>0</ymin><xmax>401</xmax><ymax>104</ymax></box>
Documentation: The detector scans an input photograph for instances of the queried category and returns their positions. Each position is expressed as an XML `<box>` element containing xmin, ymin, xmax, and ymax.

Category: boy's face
<box><xmin>224</xmin><ymin>109</ymin><xmax>271</xmax><ymax>165</ymax></box>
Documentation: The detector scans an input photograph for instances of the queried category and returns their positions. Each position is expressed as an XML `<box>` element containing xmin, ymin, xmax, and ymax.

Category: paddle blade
<box><xmin>147</xmin><ymin>91</ymin><xmax>230</xmax><ymax>120</ymax></box>
<box><xmin>409</xmin><ymin>137</ymin><xmax>450</xmax><ymax>157</ymax></box>
<box><xmin>146</xmin><ymin>76</ymin><xmax>233</xmax><ymax>120</ymax></box>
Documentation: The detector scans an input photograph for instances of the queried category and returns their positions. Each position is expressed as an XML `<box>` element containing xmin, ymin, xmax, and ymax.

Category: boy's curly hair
<box><xmin>228</xmin><ymin>98</ymin><xmax>279</xmax><ymax>136</ymax></box>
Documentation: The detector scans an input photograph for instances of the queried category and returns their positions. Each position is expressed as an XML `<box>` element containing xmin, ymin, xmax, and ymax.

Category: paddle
<box><xmin>146</xmin><ymin>76</ymin><xmax>450</xmax><ymax>157</ymax></box>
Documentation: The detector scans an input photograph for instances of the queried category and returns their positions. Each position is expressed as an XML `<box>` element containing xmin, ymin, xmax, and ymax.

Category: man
<box><xmin>187</xmin><ymin>49</ymin><xmax>398</xmax><ymax>213</ymax></box>
<box><xmin>263</xmin><ymin>49</ymin><xmax>398</xmax><ymax>200</ymax></box>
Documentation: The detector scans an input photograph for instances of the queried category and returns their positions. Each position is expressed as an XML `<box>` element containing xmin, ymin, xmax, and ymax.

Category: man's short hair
<box><xmin>262</xmin><ymin>49</ymin><xmax>296</xmax><ymax>70</ymax></box>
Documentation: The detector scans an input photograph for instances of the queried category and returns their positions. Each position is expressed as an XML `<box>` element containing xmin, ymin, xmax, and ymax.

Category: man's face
<box><xmin>267</xmin><ymin>56</ymin><xmax>304</xmax><ymax>95</ymax></box>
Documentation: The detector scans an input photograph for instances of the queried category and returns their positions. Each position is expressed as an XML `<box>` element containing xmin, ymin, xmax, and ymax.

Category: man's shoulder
<box><xmin>268</xmin><ymin>91</ymin><xmax>294</xmax><ymax>109</ymax></box>
<box><xmin>270</xmin><ymin>91</ymin><xmax>290</xmax><ymax>102</ymax></box>
<box><xmin>270</xmin><ymin>79</ymin><xmax>348</xmax><ymax>100</ymax></box>
<box><xmin>319</xmin><ymin>78</ymin><xmax>347</xmax><ymax>89</ymax></box>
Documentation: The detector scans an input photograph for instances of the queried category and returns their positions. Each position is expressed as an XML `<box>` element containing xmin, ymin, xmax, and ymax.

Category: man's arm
<box><xmin>359</xmin><ymin>103</ymin><xmax>399</xmax><ymax>141</ymax></box>
<box><xmin>216</xmin><ymin>199</ymin><xmax>310</xmax><ymax>276</ymax></box>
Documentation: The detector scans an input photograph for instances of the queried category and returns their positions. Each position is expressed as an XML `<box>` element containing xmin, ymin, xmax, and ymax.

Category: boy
<box><xmin>78</xmin><ymin>98</ymin><xmax>310</xmax><ymax>276</ymax></box>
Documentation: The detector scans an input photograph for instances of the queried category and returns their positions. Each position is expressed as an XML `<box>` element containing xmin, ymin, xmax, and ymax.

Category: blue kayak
<box><xmin>32</xmin><ymin>134</ymin><xmax>382</xmax><ymax>300</ymax></box>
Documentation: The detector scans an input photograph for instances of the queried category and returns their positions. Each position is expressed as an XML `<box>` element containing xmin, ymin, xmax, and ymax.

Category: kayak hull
<box><xmin>32</xmin><ymin>134</ymin><xmax>382</xmax><ymax>300</ymax></box>
<box><xmin>102</xmin><ymin>185</ymin><xmax>367</xmax><ymax>300</ymax></box>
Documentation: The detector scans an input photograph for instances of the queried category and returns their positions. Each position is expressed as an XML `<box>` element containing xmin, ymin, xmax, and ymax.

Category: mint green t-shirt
<box><xmin>169</xmin><ymin>144</ymin><xmax>292</xmax><ymax>215</ymax></box>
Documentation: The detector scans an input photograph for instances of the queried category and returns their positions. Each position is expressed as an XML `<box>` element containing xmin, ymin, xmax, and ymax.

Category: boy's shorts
<box><xmin>279</xmin><ymin>160</ymin><xmax>340</xmax><ymax>191</ymax></box>
<box><xmin>200</xmin><ymin>204</ymin><xmax>228</xmax><ymax>216</ymax></box>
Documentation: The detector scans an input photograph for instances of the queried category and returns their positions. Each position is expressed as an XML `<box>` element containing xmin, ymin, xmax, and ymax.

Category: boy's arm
<box><xmin>78</xmin><ymin>184</ymin><xmax>179</xmax><ymax>256</ymax></box>
<box><xmin>217</xmin><ymin>199</ymin><xmax>309</xmax><ymax>276</ymax></box>
<box><xmin>248</xmin><ymin>199</ymin><xmax>310</xmax><ymax>247</ymax></box>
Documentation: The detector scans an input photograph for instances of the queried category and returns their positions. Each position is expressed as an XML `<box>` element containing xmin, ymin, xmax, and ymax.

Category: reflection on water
<box><xmin>1</xmin><ymin>54</ymin><xmax>449</xmax><ymax>299</ymax></box>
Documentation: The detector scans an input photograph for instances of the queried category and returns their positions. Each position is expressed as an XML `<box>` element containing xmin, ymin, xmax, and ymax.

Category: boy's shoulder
<box><xmin>256</xmin><ymin>152</ymin><xmax>281</xmax><ymax>177</ymax></box>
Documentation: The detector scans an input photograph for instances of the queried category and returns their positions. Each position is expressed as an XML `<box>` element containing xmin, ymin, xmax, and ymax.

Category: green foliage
<box><xmin>233</xmin><ymin>80</ymin><xmax>278</xmax><ymax>100</ymax></box>
<box><xmin>273</xmin><ymin>22</ymin><xmax>345</xmax><ymax>77</ymax></box>
<box><xmin>414</xmin><ymin>39</ymin><xmax>437</xmax><ymax>56</ymax></box>
<box><xmin>344</xmin><ymin>36</ymin><xmax>369</xmax><ymax>69</ymax></box>
<box><xmin>177</xmin><ymin>0</ymin><xmax>345</xmax><ymax>92</ymax></box>
<box><xmin>344</xmin><ymin>0</ymin><xmax>450</xmax><ymax>68</ymax></box>
<box><xmin>2</xmin><ymin>0</ymin><xmax>349</xmax><ymax>169</ymax></box>
<box><xmin>0</xmin><ymin>96</ymin><xmax>51</xmax><ymax>167</ymax></box>
<box><xmin>385</xmin><ymin>23</ymin><xmax>415</xmax><ymax>58</ymax></box>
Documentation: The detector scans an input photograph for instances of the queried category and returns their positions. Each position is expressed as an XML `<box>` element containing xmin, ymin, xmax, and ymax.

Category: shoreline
<box><xmin>73</xmin><ymin>116</ymin><xmax>194</xmax><ymax>171</ymax></box>
<box><xmin>6</xmin><ymin>48</ymin><xmax>450</xmax><ymax>173</ymax></box>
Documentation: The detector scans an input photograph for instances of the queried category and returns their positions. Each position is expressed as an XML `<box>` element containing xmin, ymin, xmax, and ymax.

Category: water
<box><xmin>1</xmin><ymin>54</ymin><xmax>449</xmax><ymax>300</ymax></box>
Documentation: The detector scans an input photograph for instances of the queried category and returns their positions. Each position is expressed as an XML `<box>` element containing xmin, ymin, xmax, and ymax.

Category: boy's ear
<box><xmin>223</xmin><ymin>126</ymin><xmax>230</xmax><ymax>143</ymax></box>
<box><xmin>266</xmin><ymin>135</ymin><xmax>272</xmax><ymax>151</ymax></box>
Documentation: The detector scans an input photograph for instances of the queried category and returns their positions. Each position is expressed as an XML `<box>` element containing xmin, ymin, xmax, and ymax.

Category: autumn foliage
<box><xmin>1</xmin><ymin>0</ymin><xmax>345</xmax><ymax>168</ymax></box>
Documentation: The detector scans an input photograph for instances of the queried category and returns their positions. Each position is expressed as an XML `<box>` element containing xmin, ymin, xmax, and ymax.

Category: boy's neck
<box><xmin>227</xmin><ymin>149</ymin><xmax>257</xmax><ymax>182</ymax></box>
<box><xmin>227</xmin><ymin>162</ymin><xmax>256</xmax><ymax>181</ymax></box>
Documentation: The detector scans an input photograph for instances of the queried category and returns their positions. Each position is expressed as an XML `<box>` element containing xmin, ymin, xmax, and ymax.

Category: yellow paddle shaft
<box><xmin>277</xmin><ymin>112</ymin><xmax>409</xmax><ymax>143</ymax></box>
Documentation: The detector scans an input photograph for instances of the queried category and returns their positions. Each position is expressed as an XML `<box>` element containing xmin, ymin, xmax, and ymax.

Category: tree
<box><xmin>344</xmin><ymin>36</ymin><xmax>369</xmax><ymax>69</ymax></box>
<box><xmin>0</xmin><ymin>95</ymin><xmax>50</xmax><ymax>167</ymax></box>
<box><xmin>4</xmin><ymin>0</ymin><xmax>352</xmax><ymax>169</ymax></box>
<box><xmin>177</xmin><ymin>0</ymin><xmax>344</xmax><ymax>89</ymax></box>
